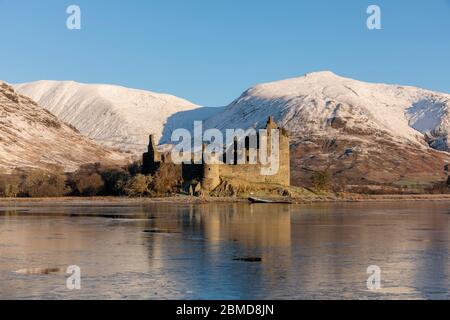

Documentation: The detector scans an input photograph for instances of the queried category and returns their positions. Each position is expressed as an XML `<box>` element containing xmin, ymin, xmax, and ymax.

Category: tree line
<box><xmin>0</xmin><ymin>162</ymin><xmax>182</xmax><ymax>198</ymax></box>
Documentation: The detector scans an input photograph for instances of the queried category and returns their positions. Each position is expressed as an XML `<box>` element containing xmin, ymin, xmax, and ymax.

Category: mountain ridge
<box><xmin>0</xmin><ymin>81</ymin><xmax>128</xmax><ymax>172</ymax></box>
<box><xmin>202</xmin><ymin>71</ymin><xmax>450</xmax><ymax>189</ymax></box>
<box><xmin>14</xmin><ymin>80</ymin><xmax>202</xmax><ymax>153</ymax></box>
<box><xmin>13</xmin><ymin>72</ymin><xmax>450</xmax><ymax>190</ymax></box>
<box><xmin>205</xmin><ymin>71</ymin><xmax>450</xmax><ymax>151</ymax></box>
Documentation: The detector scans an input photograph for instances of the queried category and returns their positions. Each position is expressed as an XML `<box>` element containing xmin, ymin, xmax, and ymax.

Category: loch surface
<box><xmin>0</xmin><ymin>201</ymin><xmax>448</xmax><ymax>299</ymax></box>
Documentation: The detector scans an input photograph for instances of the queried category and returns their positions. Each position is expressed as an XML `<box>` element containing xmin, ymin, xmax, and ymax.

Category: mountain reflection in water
<box><xmin>0</xmin><ymin>201</ymin><xmax>448</xmax><ymax>299</ymax></box>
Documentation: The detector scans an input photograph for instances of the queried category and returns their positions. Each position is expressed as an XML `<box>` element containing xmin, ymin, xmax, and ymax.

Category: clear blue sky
<box><xmin>0</xmin><ymin>0</ymin><xmax>449</xmax><ymax>106</ymax></box>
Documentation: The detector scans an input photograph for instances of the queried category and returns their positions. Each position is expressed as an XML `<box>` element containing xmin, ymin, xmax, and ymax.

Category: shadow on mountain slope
<box><xmin>160</xmin><ymin>107</ymin><xmax>225</xmax><ymax>144</ymax></box>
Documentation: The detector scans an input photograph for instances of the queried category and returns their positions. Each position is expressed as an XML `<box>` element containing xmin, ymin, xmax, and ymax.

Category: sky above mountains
<box><xmin>0</xmin><ymin>0</ymin><xmax>449</xmax><ymax>106</ymax></box>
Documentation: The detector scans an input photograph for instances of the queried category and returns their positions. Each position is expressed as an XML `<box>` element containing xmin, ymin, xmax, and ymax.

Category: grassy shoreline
<box><xmin>2</xmin><ymin>194</ymin><xmax>450</xmax><ymax>205</ymax></box>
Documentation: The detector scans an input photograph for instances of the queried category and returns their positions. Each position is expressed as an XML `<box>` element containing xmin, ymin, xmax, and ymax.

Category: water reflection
<box><xmin>0</xmin><ymin>201</ymin><xmax>448</xmax><ymax>299</ymax></box>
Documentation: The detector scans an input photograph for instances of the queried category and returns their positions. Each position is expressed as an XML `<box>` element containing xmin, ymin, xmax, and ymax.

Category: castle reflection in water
<box><xmin>0</xmin><ymin>201</ymin><xmax>448</xmax><ymax>299</ymax></box>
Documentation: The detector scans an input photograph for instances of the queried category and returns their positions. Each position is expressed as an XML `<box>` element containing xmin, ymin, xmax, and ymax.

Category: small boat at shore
<box><xmin>248</xmin><ymin>197</ymin><xmax>293</xmax><ymax>204</ymax></box>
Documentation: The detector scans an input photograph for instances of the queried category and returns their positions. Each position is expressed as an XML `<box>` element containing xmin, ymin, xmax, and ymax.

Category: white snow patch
<box><xmin>14</xmin><ymin>81</ymin><xmax>201</xmax><ymax>153</ymax></box>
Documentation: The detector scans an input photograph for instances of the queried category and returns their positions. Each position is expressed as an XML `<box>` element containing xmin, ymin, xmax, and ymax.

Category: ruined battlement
<box><xmin>142</xmin><ymin>117</ymin><xmax>290</xmax><ymax>192</ymax></box>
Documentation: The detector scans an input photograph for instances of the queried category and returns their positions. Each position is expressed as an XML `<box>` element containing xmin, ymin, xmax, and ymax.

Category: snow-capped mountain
<box><xmin>14</xmin><ymin>81</ymin><xmax>202</xmax><ymax>153</ymax></box>
<box><xmin>12</xmin><ymin>72</ymin><xmax>450</xmax><ymax>189</ymax></box>
<box><xmin>204</xmin><ymin>71</ymin><xmax>450</xmax><ymax>189</ymax></box>
<box><xmin>0</xmin><ymin>81</ymin><xmax>127</xmax><ymax>172</ymax></box>
<box><xmin>205</xmin><ymin>71</ymin><xmax>450</xmax><ymax>150</ymax></box>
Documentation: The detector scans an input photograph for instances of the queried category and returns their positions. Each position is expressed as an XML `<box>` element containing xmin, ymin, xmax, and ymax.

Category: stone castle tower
<box><xmin>142</xmin><ymin>134</ymin><xmax>161</xmax><ymax>174</ymax></box>
<box><xmin>200</xmin><ymin>117</ymin><xmax>290</xmax><ymax>191</ymax></box>
<box><xmin>142</xmin><ymin>117</ymin><xmax>290</xmax><ymax>192</ymax></box>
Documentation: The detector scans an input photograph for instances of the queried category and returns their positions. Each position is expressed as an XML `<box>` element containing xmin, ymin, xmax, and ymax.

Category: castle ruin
<box><xmin>142</xmin><ymin>117</ymin><xmax>290</xmax><ymax>192</ymax></box>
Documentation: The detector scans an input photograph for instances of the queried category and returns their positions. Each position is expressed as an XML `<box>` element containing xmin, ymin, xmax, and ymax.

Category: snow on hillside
<box><xmin>8</xmin><ymin>72</ymin><xmax>450</xmax><ymax>188</ymax></box>
<box><xmin>14</xmin><ymin>81</ymin><xmax>202</xmax><ymax>153</ymax></box>
<box><xmin>14</xmin><ymin>73</ymin><xmax>450</xmax><ymax>155</ymax></box>
<box><xmin>204</xmin><ymin>71</ymin><xmax>450</xmax><ymax>151</ymax></box>
<box><xmin>0</xmin><ymin>81</ymin><xmax>128</xmax><ymax>172</ymax></box>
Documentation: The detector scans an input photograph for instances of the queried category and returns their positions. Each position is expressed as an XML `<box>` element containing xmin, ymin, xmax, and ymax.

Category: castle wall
<box><xmin>143</xmin><ymin>117</ymin><xmax>291</xmax><ymax>192</ymax></box>
<box><xmin>142</xmin><ymin>134</ymin><xmax>162</xmax><ymax>175</ymax></box>
<box><xmin>182</xmin><ymin>163</ymin><xmax>203</xmax><ymax>181</ymax></box>
<box><xmin>279</xmin><ymin>133</ymin><xmax>291</xmax><ymax>185</ymax></box>
<box><xmin>216</xmin><ymin>136</ymin><xmax>291</xmax><ymax>186</ymax></box>
<box><xmin>203</xmin><ymin>164</ymin><xmax>221</xmax><ymax>191</ymax></box>
<box><xmin>142</xmin><ymin>152</ymin><xmax>161</xmax><ymax>175</ymax></box>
